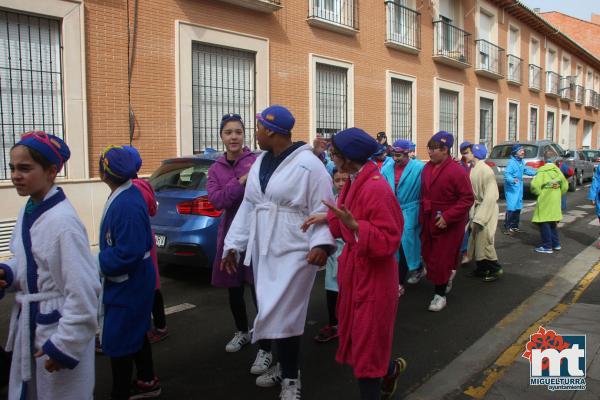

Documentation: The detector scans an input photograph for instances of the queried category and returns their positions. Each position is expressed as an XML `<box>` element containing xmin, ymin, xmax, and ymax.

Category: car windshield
<box><xmin>582</xmin><ymin>150</ymin><xmax>599</xmax><ymax>159</ymax></box>
<box><xmin>489</xmin><ymin>145</ymin><xmax>538</xmax><ymax>159</ymax></box>
<box><xmin>150</xmin><ymin>161</ymin><xmax>211</xmax><ymax>192</ymax></box>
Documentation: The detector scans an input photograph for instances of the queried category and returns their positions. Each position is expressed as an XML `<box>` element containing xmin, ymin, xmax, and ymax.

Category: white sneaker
<box><xmin>445</xmin><ymin>270</ymin><xmax>457</xmax><ymax>294</ymax></box>
<box><xmin>225</xmin><ymin>331</ymin><xmax>251</xmax><ymax>353</ymax></box>
<box><xmin>407</xmin><ymin>267</ymin><xmax>426</xmax><ymax>284</ymax></box>
<box><xmin>250</xmin><ymin>349</ymin><xmax>273</xmax><ymax>375</ymax></box>
<box><xmin>428</xmin><ymin>294</ymin><xmax>447</xmax><ymax>312</ymax></box>
<box><xmin>280</xmin><ymin>376</ymin><xmax>301</xmax><ymax>400</ymax></box>
<box><xmin>256</xmin><ymin>363</ymin><xmax>282</xmax><ymax>387</ymax></box>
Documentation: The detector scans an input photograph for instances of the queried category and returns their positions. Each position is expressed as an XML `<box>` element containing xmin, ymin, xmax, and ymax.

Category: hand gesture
<box><xmin>322</xmin><ymin>201</ymin><xmax>358</xmax><ymax>232</ymax></box>
<box><xmin>220</xmin><ymin>250</ymin><xmax>238</xmax><ymax>275</ymax></box>
<box><xmin>435</xmin><ymin>214</ymin><xmax>447</xmax><ymax>229</ymax></box>
<box><xmin>301</xmin><ymin>213</ymin><xmax>327</xmax><ymax>232</ymax></box>
<box><xmin>34</xmin><ymin>350</ymin><xmax>64</xmax><ymax>373</ymax></box>
<box><xmin>238</xmin><ymin>174</ymin><xmax>248</xmax><ymax>186</ymax></box>
<box><xmin>306</xmin><ymin>247</ymin><xmax>328</xmax><ymax>267</ymax></box>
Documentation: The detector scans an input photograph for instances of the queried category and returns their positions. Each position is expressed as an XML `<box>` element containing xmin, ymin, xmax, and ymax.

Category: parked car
<box><xmin>149</xmin><ymin>154</ymin><xmax>222</xmax><ymax>267</ymax></box>
<box><xmin>563</xmin><ymin>150</ymin><xmax>595</xmax><ymax>185</ymax></box>
<box><xmin>581</xmin><ymin>149</ymin><xmax>600</xmax><ymax>170</ymax></box>
<box><xmin>486</xmin><ymin>140</ymin><xmax>578</xmax><ymax>193</ymax></box>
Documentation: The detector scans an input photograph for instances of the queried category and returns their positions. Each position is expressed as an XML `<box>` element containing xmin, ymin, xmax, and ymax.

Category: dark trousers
<box><xmin>504</xmin><ymin>209</ymin><xmax>521</xmax><ymax>230</ymax></box>
<box><xmin>276</xmin><ymin>336</ymin><xmax>301</xmax><ymax>379</ymax></box>
<box><xmin>357</xmin><ymin>361</ymin><xmax>396</xmax><ymax>399</ymax></box>
<box><xmin>326</xmin><ymin>290</ymin><xmax>338</xmax><ymax>326</ymax></box>
<box><xmin>110</xmin><ymin>336</ymin><xmax>155</xmax><ymax>400</ymax></box>
<box><xmin>538</xmin><ymin>222</ymin><xmax>560</xmax><ymax>249</ymax></box>
<box><xmin>228</xmin><ymin>285</ymin><xmax>271</xmax><ymax>352</ymax></box>
<box><xmin>474</xmin><ymin>259</ymin><xmax>502</xmax><ymax>275</ymax></box>
<box><xmin>398</xmin><ymin>245</ymin><xmax>409</xmax><ymax>286</ymax></box>
<box><xmin>152</xmin><ymin>289</ymin><xmax>166</xmax><ymax>330</ymax></box>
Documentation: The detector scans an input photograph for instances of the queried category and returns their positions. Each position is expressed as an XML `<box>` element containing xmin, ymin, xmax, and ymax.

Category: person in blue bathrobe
<box><xmin>382</xmin><ymin>139</ymin><xmax>426</xmax><ymax>287</ymax></box>
<box><xmin>98</xmin><ymin>146</ymin><xmax>160</xmax><ymax>400</ymax></box>
<box><xmin>371</xmin><ymin>144</ymin><xmax>394</xmax><ymax>171</ymax></box>
<box><xmin>503</xmin><ymin>144</ymin><xmax>537</xmax><ymax>234</ymax></box>
<box><xmin>588</xmin><ymin>164</ymin><xmax>600</xmax><ymax>248</ymax></box>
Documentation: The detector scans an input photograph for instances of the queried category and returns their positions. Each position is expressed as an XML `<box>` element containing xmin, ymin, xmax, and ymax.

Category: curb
<box><xmin>405</xmin><ymin>243</ymin><xmax>600</xmax><ymax>400</ymax></box>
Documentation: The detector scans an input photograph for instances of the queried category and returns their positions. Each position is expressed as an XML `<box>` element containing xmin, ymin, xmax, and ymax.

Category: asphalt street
<box><xmin>0</xmin><ymin>185</ymin><xmax>598</xmax><ymax>400</ymax></box>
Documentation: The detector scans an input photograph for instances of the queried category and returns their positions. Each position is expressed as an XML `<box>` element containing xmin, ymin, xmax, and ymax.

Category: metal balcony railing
<box><xmin>385</xmin><ymin>1</ymin><xmax>421</xmax><ymax>50</ymax></box>
<box><xmin>594</xmin><ymin>92</ymin><xmax>600</xmax><ymax>110</ymax></box>
<box><xmin>575</xmin><ymin>85</ymin><xmax>584</xmax><ymax>104</ymax></box>
<box><xmin>559</xmin><ymin>77</ymin><xmax>575</xmax><ymax>101</ymax></box>
<box><xmin>475</xmin><ymin>39</ymin><xmax>504</xmax><ymax>78</ymax></box>
<box><xmin>433</xmin><ymin>20</ymin><xmax>471</xmax><ymax>66</ymax></box>
<box><xmin>507</xmin><ymin>54</ymin><xmax>522</xmax><ymax>84</ymax></box>
<box><xmin>545</xmin><ymin>71</ymin><xmax>560</xmax><ymax>96</ymax></box>
<box><xmin>585</xmin><ymin>89</ymin><xmax>596</xmax><ymax>108</ymax></box>
<box><xmin>308</xmin><ymin>0</ymin><xmax>358</xmax><ymax>31</ymax></box>
<box><xmin>528</xmin><ymin>64</ymin><xmax>541</xmax><ymax>90</ymax></box>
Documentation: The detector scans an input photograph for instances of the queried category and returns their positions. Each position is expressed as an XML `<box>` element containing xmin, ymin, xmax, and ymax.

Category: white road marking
<box><xmin>164</xmin><ymin>303</ymin><xmax>196</xmax><ymax>316</ymax></box>
<box><xmin>578</xmin><ymin>205</ymin><xmax>595</xmax><ymax>209</ymax></box>
<box><xmin>589</xmin><ymin>219</ymin><xmax>600</xmax><ymax>227</ymax></box>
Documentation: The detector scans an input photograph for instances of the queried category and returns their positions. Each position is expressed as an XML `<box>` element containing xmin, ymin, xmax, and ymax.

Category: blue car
<box><xmin>149</xmin><ymin>154</ymin><xmax>222</xmax><ymax>267</ymax></box>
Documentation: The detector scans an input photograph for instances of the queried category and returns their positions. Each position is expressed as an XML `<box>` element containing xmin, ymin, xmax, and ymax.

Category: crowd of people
<box><xmin>0</xmin><ymin>102</ymin><xmax>595</xmax><ymax>400</ymax></box>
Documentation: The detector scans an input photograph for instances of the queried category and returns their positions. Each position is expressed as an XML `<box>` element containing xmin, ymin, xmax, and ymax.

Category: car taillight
<box><xmin>485</xmin><ymin>161</ymin><xmax>496</xmax><ymax>167</ymax></box>
<box><xmin>526</xmin><ymin>160</ymin><xmax>545</xmax><ymax>169</ymax></box>
<box><xmin>176</xmin><ymin>196</ymin><xmax>223</xmax><ymax>217</ymax></box>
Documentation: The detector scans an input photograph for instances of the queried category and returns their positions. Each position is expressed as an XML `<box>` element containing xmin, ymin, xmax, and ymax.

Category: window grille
<box><xmin>439</xmin><ymin>89</ymin><xmax>459</xmax><ymax>156</ymax></box>
<box><xmin>529</xmin><ymin>107</ymin><xmax>537</xmax><ymax>141</ymax></box>
<box><xmin>0</xmin><ymin>11</ymin><xmax>63</xmax><ymax>180</ymax></box>
<box><xmin>390</xmin><ymin>78</ymin><xmax>412</xmax><ymax>143</ymax></box>
<box><xmin>316</xmin><ymin>63</ymin><xmax>347</xmax><ymax>138</ymax></box>
<box><xmin>479</xmin><ymin>98</ymin><xmax>494</xmax><ymax>150</ymax></box>
<box><xmin>191</xmin><ymin>43</ymin><xmax>256</xmax><ymax>153</ymax></box>
<box><xmin>546</xmin><ymin>111</ymin><xmax>555</xmax><ymax>141</ymax></box>
<box><xmin>508</xmin><ymin>103</ymin><xmax>518</xmax><ymax>142</ymax></box>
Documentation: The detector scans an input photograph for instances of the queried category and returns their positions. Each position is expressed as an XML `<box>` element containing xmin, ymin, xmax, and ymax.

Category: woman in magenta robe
<box><xmin>324</xmin><ymin>128</ymin><xmax>405</xmax><ymax>400</ymax></box>
<box><xmin>420</xmin><ymin>131</ymin><xmax>474</xmax><ymax>312</ymax></box>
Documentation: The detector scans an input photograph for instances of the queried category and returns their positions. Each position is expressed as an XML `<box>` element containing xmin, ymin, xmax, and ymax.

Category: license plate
<box><xmin>155</xmin><ymin>234</ymin><xmax>166</xmax><ymax>248</ymax></box>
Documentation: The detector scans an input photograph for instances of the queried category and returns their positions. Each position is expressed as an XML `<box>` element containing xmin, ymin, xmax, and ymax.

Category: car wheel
<box><xmin>568</xmin><ymin>174</ymin><xmax>576</xmax><ymax>192</ymax></box>
<box><xmin>577</xmin><ymin>170</ymin><xmax>584</xmax><ymax>186</ymax></box>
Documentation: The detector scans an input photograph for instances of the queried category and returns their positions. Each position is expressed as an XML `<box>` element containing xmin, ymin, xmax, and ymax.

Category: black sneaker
<box><xmin>510</xmin><ymin>227</ymin><xmax>523</xmax><ymax>233</ymax></box>
<box><xmin>129</xmin><ymin>378</ymin><xmax>161</xmax><ymax>399</ymax></box>
<box><xmin>381</xmin><ymin>357</ymin><xmax>407</xmax><ymax>399</ymax></box>
<box><xmin>482</xmin><ymin>269</ymin><xmax>503</xmax><ymax>282</ymax></box>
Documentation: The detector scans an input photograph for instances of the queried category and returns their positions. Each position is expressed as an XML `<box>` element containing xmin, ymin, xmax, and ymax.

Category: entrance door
<box><xmin>560</xmin><ymin>114</ymin><xmax>569</xmax><ymax>148</ymax></box>
<box><xmin>569</xmin><ymin>118</ymin><xmax>578</xmax><ymax>150</ymax></box>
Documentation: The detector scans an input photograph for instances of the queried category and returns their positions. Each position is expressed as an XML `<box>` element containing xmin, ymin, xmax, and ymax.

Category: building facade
<box><xmin>1</xmin><ymin>0</ymin><xmax>600</xmax><ymax>252</ymax></box>
<box><xmin>540</xmin><ymin>12</ymin><xmax>600</xmax><ymax>61</ymax></box>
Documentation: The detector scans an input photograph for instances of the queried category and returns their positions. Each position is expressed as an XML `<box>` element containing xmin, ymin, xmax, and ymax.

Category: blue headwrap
<box><xmin>472</xmin><ymin>144</ymin><xmax>488</xmax><ymax>160</ymax></box>
<box><xmin>256</xmin><ymin>105</ymin><xmax>295</xmax><ymax>135</ymax></box>
<box><xmin>372</xmin><ymin>144</ymin><xmax>388</xmax><ymax>157</ymax></box>
<box><xmin>430</xmin><ymin>131</ymin><xmax>454</xmax><ymax>149</ymax></box>
<box><xmin>459</xmin><ymin>141</ymin><xmax>472</xmax><ymax>152</ymax></box>
<box><xmin>409</xmin><ymin>141</ymin><xmax>416</xmax><ymax>151</ymax></box>
<box><xmin>391</xmin><ymin>139</ymin><xmax>412</xmax><ymax>152</ymax></box>
<box><xmin>511</xmin><ymin>144</ymin><xmax>523</xmax><ymax>155</ymax></box>
<box><xmin>16</xmin><ymin>131</ymin><xmax>70</xmax><ymax>172</ymax></box>
<box><xmin>99</xmin><ymin>146</ymin><xmax>138</xmax><ymax>184</ymax></box>
<box><xmin>332</xmin><ymin>128</ymin><xmax>379</xmax><ymax>163</ymax></box>
<box><xmin>123</xmin><ymin>145</ymin><xmax>142</xmax><ymax>173</ymax></box>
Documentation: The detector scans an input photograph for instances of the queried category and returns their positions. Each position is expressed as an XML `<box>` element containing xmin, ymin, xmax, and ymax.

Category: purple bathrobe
<box><xmin>207</xmin><ymin>148</ymin><xmax>257</xmax><ymax>287</ymax></box>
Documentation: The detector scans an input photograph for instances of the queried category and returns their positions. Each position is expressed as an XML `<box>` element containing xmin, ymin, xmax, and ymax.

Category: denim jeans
<box><xmin>538</xmin><ymin>222</ymin><xmax>560</xmax><ymax>249</ymax></box>
<box><xmin>504</xmin><ymin>209</ymin><xmax>521</xmax><ymax>230</ymax></box>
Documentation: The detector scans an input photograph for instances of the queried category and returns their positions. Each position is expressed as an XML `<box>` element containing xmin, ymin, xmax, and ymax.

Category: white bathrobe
<box><xmin>0</xmin><ymin>186</ymin><xmax>100</xmax><ymax>400</ymax></box>
<box><xmin>223</xmin><ymin>144</ymin><xmax>336</xmax><ymax>341</ymax></box>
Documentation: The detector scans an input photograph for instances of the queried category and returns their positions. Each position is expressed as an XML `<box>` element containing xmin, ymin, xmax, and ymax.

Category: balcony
<box><xmin>575</xmin><ymin>85</ymin><xmax>584</xmax><ymax>104</ymax></box>
<box><xmin>585</xmin><ymin>89</ymin><xmax>596</xmax><ymax>108</ymax></box>
<box><xmin>595</xmin><ymin>92</ymin><xmax>600</xmax><ymax>110</ymax></box>
<box><xmin>308</xmin><ymin>0</ymin><xmax>358</xmax><ymax>35</ymax></box>
<box><xmin>385</xmin><ymin>1</ymin><xmax>421</xmax><ymax>54</ymax></box>
<box><xmin>559</xmin><ymin>77</ymin><xmax>575</xmax><ymax>102</ymax></box>
<box><xmin>506</xmin><ymin>54</ymin><xmax>522</xmax><ymax>85</ymax></box>
<box><xmin>474</xmin><ymin>40</ymin><xmax>504</xmax><ymax>79</ymax></box>
<box><xmin>528</xmin><ymin>64</ymin><xmax>542</xmax><ymax>91</ymax></box>
<box><xmin>432</xmin><ymin>20</ymin><xmax>471</xmax><ymax>69</ymax></box>
<box><xmin>217</xmin><ymin>0</ymin><xmax>282</xmax><ymax>12</ymax></box>
<box><xmin>545</xmin><ymin>71</ymin><xmax>560</xmax><ymax>97</ymax></box>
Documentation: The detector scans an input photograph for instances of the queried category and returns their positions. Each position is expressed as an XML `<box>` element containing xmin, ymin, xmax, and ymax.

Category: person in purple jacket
<box><xmin>207</xmin><ymin>113</ymin><xmax>273</xmax><ymax>376</ymax></box>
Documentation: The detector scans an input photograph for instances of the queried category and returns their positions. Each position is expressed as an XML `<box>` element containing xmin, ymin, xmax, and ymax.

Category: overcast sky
<box><xmin>521</xmin><ymin>0</ymin><xmax>600</xmax><ymax>21</ymax></box>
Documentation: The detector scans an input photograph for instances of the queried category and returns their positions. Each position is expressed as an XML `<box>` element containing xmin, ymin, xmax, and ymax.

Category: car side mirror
<box><xmin>562</xmin><ymin>151</ymin><xmax>569</xmax><ymax>158</ymax></box>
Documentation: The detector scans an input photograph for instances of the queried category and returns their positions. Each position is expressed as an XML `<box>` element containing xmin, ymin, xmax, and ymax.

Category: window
<box><xmin>311</xmin><ymin>0</ymin><xmax>356</xmax><ymax>28</ymax></box>
<box><xmin>508</xmin><ymin>102</ymin><xmax>518</xmax><ymax>142</ymax></box>
<box><xmin>508</xmin><ymin>25</ymin><xmax>519</xmax><ymax>56</ymax></box>
<box><xmin>191</xmin><ymin>43</ymin><xmax>256</xmax><ymax>153</ymax></box>
<box><xmin>316</xmin><ymin>63</ymin><xmax>348</xmax><ymax>138</ymax></box>
<box><xmin>546</xmin><ymin>110</ymin><xmax>555</xmax><ymax>141</ymax></box>
<box><xmin>529</xmin><ymin>106</ymin><xmax>538</xmax><ymax>141</ymax></box>
<box><xmin>439</xmin><ymin>89</ymin><xmax>459</xmax><ymax>154</ymax></box>
<box><xmin>0</xmin><ymin>11</ymin><xmax>64</xmax><ymax>180</ymax></box>
<box><xmin>479</xmin><ymin>98</ymin><xmax>494</xmax><ymax>150</ymax></box>
<box><xmin>386</xmin><ymin>0</ymin><xmax>421</xmax><ymax>50</ymax></box>
<box><xmin>390</xmin><ymin>78</ymin><xmax>412</xmax><ymax>142</ymax></box>
<box><xmin>530</xmin><ymin>37</ymin><xmax>540</xmax><ymax>65</ymax></box>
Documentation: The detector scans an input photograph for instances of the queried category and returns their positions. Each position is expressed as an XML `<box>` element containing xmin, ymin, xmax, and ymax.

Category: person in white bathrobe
<box><xmin>0</xmin><ymin>131</ymin><xmax>100</xmax><ymax>400</ymax></box>
<box><xmin>222</xmin><ymin>105</ymin><xmax>336</xmax><ymax>400</ymax></box>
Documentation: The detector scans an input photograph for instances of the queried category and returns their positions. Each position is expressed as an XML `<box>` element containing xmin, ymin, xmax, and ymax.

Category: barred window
<box><xmin>479</xmin><ymin>98</ymin><xmax>494</xmax><ymax>151</ymax></box>
<box><xmin>0</xmin><ymin>11</ymin><xmax>63</xmax><ymax>180</ymax></box>
<box><xmin>191</xmin><ymin>43</ymin><xmax>256</xmax><ymax>153</ymax></box>
<box><xmin>529</xmin><ymin>107</ymin><xmax>537</xmax><ymax>141</ymax></box>
<box><xmin>508</xmin><ymin>102</ymin><xmax>518</xmax><ymax>142</ymax></box>
<box><xmin>390</xmin><ymin>78</ymin><xmax>412</xmax><ymax>142</ymax></box>
<box><xmin>439</xmin><ymin>89</ymin><xmax>459</xmax><ymax>156</ymax></box>
<box><xmin>316</xmin><ymin>63</ymin><xmax>347</xmax><ymax>138</ymax></box>
<box><xmin>546</xmin><ymin>111</ymin><xmax>555</xmax><ymax>141</ymax></box>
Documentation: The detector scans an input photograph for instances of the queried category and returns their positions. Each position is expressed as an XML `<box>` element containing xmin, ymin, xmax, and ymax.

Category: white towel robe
<box><xmin>3</xmin><ymin>187</ymin><xmax>101</xmax><ymax>400</ymax></box>
<box><xmin>223</xmin><ymin>144</ymin><xmax>336</xmax><ymax>341</ymax></box>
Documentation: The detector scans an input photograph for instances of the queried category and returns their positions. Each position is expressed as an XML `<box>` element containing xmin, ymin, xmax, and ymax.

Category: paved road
<box><xmin>0</xmin><ymin>185</ymin><xmax>597</xmax><ymax>399</ymax></box>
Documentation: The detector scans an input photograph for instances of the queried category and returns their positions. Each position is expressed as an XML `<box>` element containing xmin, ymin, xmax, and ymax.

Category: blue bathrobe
<box><xmin>588</xmin><ymin>165</ymin><xmax>600</xmax><ymax>216</ymax></box>
<box><xmin>382</xmin><ymin>158</ymin><xmax>425</xmax><ymax>270</ymax></box>
<box><xmin>504</xmin><ymin>156</ymin><xmax>536</xmax><ymax>211</ymax></box>
<box><xmin>99</xmin><ymin>182</ymin><xmax>155</xmax><ymax>357</ymax></box>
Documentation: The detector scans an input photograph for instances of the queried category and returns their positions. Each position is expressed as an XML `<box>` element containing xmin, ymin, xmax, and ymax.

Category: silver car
<box><xmin>486</xmin><ymin>141</ymin><xmax>577</xmax><ymax>193</ymax></box>
<box><xmin>563</xmin><ymin>150</ymin><xmax>594</xmax><ymax>185</ymax></box>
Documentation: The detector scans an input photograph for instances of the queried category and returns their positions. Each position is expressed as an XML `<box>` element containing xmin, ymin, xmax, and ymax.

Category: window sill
<box><xmin>307</xmin><ymin>17</ymin><xmax>358</xmax><ymax>36</ymax></box>
<box><xmin>385</xmin><ymin>40</ymin><xmax>419</xmax><ymax>54</ymax></box>
<box><xmin>216</xmin><ymin>0</ymin><xmax>282</xmax><ymax>12</ymax></box>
